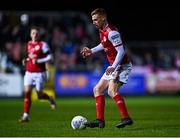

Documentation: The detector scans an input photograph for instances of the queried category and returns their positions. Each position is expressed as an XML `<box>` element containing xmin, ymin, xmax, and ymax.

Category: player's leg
<box><xmin>84</xmin><ymin>78</ymin><xmax>108</xmax><ymax>128</ymax></box>
<box><xmin>37</xmin><ymin>91</ymin><xmax>56</xmax><ymax>110</ymax></box>
<box><xmin>108</xmin><ymin>63</ymin><xmax>133</xmax><ymax>128</ymax></box>
<box><xmin>108</xmin><ymin>80</ymin><xmax>133</xmax><ymax>128</ymax></box>
<box><xmin>35</xmin><ymin>72</ymin><xmax>56</xmax><ymax>110</ymax></box>
<box><xmin>19</xmin><ymin>86</ymin><xmax>33</xmax><ymax>122</ymax></box>
<box><xmin>94</xmin><ymin>78</ymin><xmax>109</xmax><ymax>122</ymax></box>
<box><xmin>108</xmin><ymin>81</ymin><xmax>130</xmax><ymax>119</ymax></box>
<box><xmin>19</xmin><ymin>72</ymin><xmax>33</xmax><ymax>122</ymax></box>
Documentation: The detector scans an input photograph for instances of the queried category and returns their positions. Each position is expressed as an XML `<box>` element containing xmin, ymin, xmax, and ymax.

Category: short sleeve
<box><xmin>42</xmin><ymin>42</ymin><xmax>50</xmax><ymax>53</ymax></box>
<box><xmin>108</xmin><ymin>31</ymin><xmax>122</xmax><ymax>46</ymax></box>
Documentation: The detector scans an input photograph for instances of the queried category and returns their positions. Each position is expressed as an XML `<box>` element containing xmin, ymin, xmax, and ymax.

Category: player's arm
<box><xmin>33</xmin><ymin>42</ymin><xmax>53</xmax><ymax>64</ymax></box>
<box><xmin>106</xmin><ymin>31</ymin><xmax>125</xmax><ymax>75</ymax></box>
<box><xmin>81</xmin><ymin>43</ymin><xmax>103</xmax><ymax>58</ymax></box>
<box><xmin>22</xmin><ymin>58</ymin><xmax>29</xmax><ymax>66</ymax></box>
<box><xmin>35</xmin><ymin>54</ymin><xmax>52</xmax><ymax>64</ymax></box>
<box><xmin>91</xmin><ymin>43</ymin><xmax>104</xmax><ymax>53</ymax></box>
<box><xmin>45</xmin><ymin>62</ymin><xmax>51</xmax><ymax>81</ymax></box>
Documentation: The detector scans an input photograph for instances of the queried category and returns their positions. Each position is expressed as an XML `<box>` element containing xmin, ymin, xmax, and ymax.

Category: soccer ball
<box><xmin>71</xmin><ymin>115</ymin><xmax>87</xmax><ymax>130</ymax></box>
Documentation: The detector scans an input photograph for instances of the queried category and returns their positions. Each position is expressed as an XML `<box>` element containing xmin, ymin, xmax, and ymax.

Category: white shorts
<box><xmin>24</xmin><ymin>71</ymin><xmax>47</xmax><ymax>91</ymax></box>
<box><xmin>101</xmin><ymin>63</ymin><xmax>132</xmax><ymax>84</ymax></box>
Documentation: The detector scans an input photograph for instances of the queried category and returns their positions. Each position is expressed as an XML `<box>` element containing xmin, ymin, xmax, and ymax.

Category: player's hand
<box><xmin>106</xmin><ymin>66</ymin><xmax>115</xmax><ymax>75</ymax></box>
<box><xmin>22</xmin><ymin>58</ymin><xmax>29</xmax><ymax>66</ymax></box>
<box><xmin>80</xmin><ymin>47</ymin><xmax>92</xmax><ymax>58</ymax></box>
<box><xmin>32</xmin><ymin>59</ymin><xmax>38</xmax><ymax>64</ymax></box>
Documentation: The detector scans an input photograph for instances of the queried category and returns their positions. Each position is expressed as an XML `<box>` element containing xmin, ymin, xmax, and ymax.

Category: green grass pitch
<box><xmin>0</xmin><ymin>96</ymin><xmax>180</xmax><ymax>137</ymax></box>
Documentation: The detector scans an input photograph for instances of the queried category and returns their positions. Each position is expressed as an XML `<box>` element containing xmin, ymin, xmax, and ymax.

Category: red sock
<box><xmin>38</xmin><ymin>93</ymin><xmax>50</xmax><ymax>100</ymax></box>
<box><xmin>95</xmin><ymin>95</ymin><xmax>105</xmax><ymax>121</ymax></box>
<box><xmin>24</xmin><ymin>92</ymin><xmax>31</xmax><ymax>113</ymax></box>
<box><xmin>113</xmin><ymin>94</ymin><xmax>129</xmax><ymax>119</ymax></box>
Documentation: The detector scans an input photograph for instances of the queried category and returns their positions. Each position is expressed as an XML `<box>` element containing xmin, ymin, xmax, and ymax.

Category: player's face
<box><xmin>30</xmin><ymin>29</ymin><xmax>39</xmax><ymax>41</ymax></box>
<box><xmin>92</xmin><ymin>14</ymin><xmax>105</xmax><ymax>30</ymax></box>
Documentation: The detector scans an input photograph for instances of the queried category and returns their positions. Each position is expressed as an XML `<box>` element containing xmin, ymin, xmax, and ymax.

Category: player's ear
<box><xmin>102</xmin><ymin>16</ymin><xmax>106</xmax><ymax>22</ymax></box>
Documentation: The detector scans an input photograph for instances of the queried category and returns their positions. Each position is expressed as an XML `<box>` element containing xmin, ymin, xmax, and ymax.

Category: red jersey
<box><xmin>99</xmin><ymin>25</ymin><xmax>130</xmax><ymax>66</ymax></box>
<box><xmin>26</xmin><ymin>41</ymin><xmax>48</xmax><ymax>72</ymax></box>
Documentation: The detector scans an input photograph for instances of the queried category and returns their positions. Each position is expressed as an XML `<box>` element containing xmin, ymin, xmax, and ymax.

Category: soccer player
<box><xmin>81</xmin><ymin>8</ymin><xmax>133</xmax><ymax>128</ymax></box>
<box><xmin>19</xmin><ymin>26</ymin><xmax>56</xmax><ymax>122</ymax></box>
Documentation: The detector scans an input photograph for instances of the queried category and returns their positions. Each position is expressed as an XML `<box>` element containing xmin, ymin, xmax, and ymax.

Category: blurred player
<box><xmin>81</xmin><ymin>8</ymin><xmax>133</xmax><ymax>128</ymax></box>
<box><xmin>19</xmin><ymin>26</ymin><xmax>56</xmax><ymax>122</ymax></box>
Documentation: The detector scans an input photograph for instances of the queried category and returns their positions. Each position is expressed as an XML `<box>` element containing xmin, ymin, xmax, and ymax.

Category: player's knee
<box><xmin>93</xmin><ymin>87</ymin><xmax>98</xmax><ymax>95</ymax></box>
<box><xmin>24</xmin><ymin>90</ymin><xmax>30</xmax><ymax>94</ymax></box>
<box><xmin>108</xmin><ymin>89</ymin><xmax>116</xmax><ymax>98</ymax></box>
<box><xmin>24</xmin><ymin>86</ymin><xmax>31</xmax><ymax>93</ymax></box>
<box><xmin>93</xmin><ymin>86</ymin><xmax>103</xmax><ymax>96</ymax></box>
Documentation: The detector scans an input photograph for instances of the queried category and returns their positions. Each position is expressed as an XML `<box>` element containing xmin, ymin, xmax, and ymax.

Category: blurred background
<box><xmin>0</xmin><ymin>1</ymin><xmax>180</xmax><ymax>98</ymax></box>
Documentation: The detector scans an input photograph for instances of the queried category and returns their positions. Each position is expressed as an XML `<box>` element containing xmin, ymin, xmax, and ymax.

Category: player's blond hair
<box><xmin>91</xmin><ymin>8</ymin><xmax>107</xmax><ymax>18</ymax></box>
